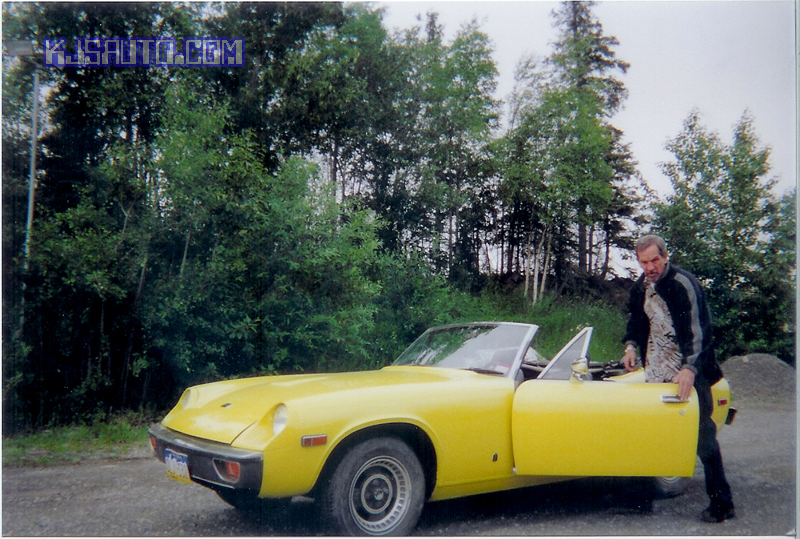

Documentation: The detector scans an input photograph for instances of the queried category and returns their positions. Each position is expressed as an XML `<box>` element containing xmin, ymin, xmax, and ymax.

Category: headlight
<box><xmin>180</xmin><ymin>389</ymin><xmax>197</xmax><ymax>409</ymax></box>
<box><xmin>273</xmin><ymin>404</ymin><xmax>288</xmax><ymax>436</ymax></box>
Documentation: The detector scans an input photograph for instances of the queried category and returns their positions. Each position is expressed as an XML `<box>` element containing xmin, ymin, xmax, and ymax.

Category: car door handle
<box><xmin>661</xmin><ymin>395</ymin><xmax>689</xmax><ymax>403</ymax></box>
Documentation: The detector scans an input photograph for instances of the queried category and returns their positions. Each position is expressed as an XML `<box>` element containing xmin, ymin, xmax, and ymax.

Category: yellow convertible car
<box><xmin>149</xmin><ymin>322</ymin><xmax>735</xmax><ymax>535</ymax></box>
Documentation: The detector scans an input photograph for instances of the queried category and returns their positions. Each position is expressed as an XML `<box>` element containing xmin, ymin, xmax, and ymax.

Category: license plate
<box><xmin>165</xmin><ymin>448</ymin><xmax>192</xmax><ymax>484</ymax></box>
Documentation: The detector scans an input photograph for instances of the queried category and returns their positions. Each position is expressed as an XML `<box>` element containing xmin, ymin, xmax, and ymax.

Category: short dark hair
<box><xmin>635</xmin><ymin>235</ymin><xmax>668</xmax><ymax>257</ymax></box>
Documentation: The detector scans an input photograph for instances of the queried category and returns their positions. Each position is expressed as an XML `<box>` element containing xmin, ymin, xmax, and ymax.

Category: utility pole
<box><xmin>24</xmin><ymin>67</ymin><xmax>40</xmax><ymax>271</ymax></box>
<box><xmin>4</xmin><ymin>40</ymin><xmax>41</xmax><ymax>334</ymax></box>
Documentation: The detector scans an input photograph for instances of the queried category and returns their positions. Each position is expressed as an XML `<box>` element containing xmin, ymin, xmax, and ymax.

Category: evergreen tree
<box><xmin>550</xmin><ymin>0</ymin><xmax>629</xmax><ymax>113</ymax></box>
<box><xmin>549</xmin><ymin>1</ymin><xmax>632</xmax><ymax>275</ymax></box>
<box><xmin>498</xmin><ymin>0</ymin><xmax>638</xmax><ymax>300</ymax></box>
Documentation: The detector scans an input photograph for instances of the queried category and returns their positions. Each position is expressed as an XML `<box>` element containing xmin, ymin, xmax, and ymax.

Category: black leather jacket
<box><xmin>623</xmin><ymin>263</ymin><xmax>723</xmax><ymax>386</ymax></box>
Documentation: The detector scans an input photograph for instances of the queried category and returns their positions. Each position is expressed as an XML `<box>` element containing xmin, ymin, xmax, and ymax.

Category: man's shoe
<box><xmin>701</xmin><ymin>503</ymin><xmax>736</xmax><ymax>523</ymax></box>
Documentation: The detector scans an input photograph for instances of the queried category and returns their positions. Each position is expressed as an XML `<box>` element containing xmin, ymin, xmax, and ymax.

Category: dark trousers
<box><xmin>696</xmin><ymin>380</ymin><xmax>733</xmax><ymax>506</ymax></box>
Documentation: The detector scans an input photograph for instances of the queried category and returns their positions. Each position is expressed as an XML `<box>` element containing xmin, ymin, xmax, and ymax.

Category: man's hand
<box><xmin>622</xmin><ymin>348</ymin><xmax>638</xmax><ymax>372</ymax></box>
<box><xmin>673</xmin><ymin>368</ymin><xmax>695</xmax><ymax>401</ymax></box>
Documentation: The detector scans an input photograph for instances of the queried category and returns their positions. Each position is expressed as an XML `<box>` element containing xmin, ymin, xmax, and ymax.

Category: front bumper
<box><xmin>149</xmin><ymin>423</ymin><xmax>263</xmax><ymax>492</ymax></box>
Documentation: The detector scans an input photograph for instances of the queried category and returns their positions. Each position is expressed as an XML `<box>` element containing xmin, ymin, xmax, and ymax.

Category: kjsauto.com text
<box><xmin>43</xmin><ymin>38</ymin><xmax>245</xmax><ymax>67</ymax></box>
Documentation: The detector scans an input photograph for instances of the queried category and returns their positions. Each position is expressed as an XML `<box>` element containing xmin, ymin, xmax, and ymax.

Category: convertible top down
<box><xmin>149</xmin><ymin>322</ymin><xmax>734</xmax><ymax>535</ymax></box>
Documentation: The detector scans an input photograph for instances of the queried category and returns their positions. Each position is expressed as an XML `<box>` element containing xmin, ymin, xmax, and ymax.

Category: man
<box><xmin>621</xmin><ymin>234</ymin><xmax>735</xmax><ymax>523</ymax></box>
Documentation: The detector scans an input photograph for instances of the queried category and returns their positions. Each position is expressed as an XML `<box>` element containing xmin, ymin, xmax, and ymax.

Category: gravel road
<box><xmin>3</xmin><ymin>355</ymin><xmax>796</xmax><ymax>536</ymax></box>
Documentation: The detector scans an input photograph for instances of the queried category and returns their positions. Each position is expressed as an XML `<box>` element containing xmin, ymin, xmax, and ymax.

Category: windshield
<box><xmin>393</xmin><ymin>323</ymin><xmax>537</xmax><ymax>377</ymax></box>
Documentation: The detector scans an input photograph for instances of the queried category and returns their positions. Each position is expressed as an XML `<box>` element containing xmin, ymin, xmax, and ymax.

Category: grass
<box><xmin>3</xmin><ymin>413</ymin><xmax>152</xmax><ymax>467</ymax></box>
<box><xmin>443</xmin><ymin>287</ymin><xmax>628</xmax><ymax>363</ymax></box>
<box><xmin>525</xmin><ymin>296</ymin><xmax>628</xmax><ymax>362</ymax></box>
<box><xmin>456</xmin><ymin>289</ymin><xmax>628</xmax><ymax>362</ymax></box>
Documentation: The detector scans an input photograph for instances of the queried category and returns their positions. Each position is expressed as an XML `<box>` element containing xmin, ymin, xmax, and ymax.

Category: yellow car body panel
<box><xmin>710</xmin><ymin>377</ymin><xmax>732</xmax><ymax>427</ymax></box>
<box><xmin>162</xmin><ymin>377</ymin><xmax>285</xmax><ymax>444</ymax></box>
<box><xmin>512</xmin><ymin>378</ymin><xmax>699</xmax><ymax>477</ymax></box>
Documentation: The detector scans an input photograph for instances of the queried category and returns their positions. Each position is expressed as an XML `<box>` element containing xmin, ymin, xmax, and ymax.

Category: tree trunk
<box><xmin>180</xmin><ymin>229</ymin><xmax>191</xmax><ymax>280</ymax></box>
<box><xmin>601</xmin><ymin>229</ymin><xmax>611</xmax><ymax>279</ymax></box>
<box><xmin>578</xmin><ymin>222</ymin><xmax>587</xmax><ymax>272</ymax></box>
<box><xmin>532</xmin><ymin>228</ymin><xmax>547</xmax><ymax>305</ymax></box>
<box><xmin>121</xmin><ymin>254</ymin><xmax>148</xmax><ymax>407</ymax></box>
<box><xmin>332</xmin><ymin>138</ymin><xmax>342</xmax><ymax>202</ymax></box>
<box><xmin>540</xmin><ymin>230</ymin><xmax>551</xmax><ymax>298</ymax></box>
<box><xmin>524</xmin><ymin>234</ymin><xmax>532</xmax><ymax>300</ymax></box>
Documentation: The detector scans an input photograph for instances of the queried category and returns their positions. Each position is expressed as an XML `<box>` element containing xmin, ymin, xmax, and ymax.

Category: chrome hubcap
<box><xmin>349</xmin><ymin>456</ymin><xmax>409</xmax><ymax>534</ymax></box>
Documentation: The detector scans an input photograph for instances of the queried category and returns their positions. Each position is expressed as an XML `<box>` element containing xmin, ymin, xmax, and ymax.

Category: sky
<box><xmin>379</xmin><ymin>0</ymin><xmax>797</xmax><ymax>200</ymax></box>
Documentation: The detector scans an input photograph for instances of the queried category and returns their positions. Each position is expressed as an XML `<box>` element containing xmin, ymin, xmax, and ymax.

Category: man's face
<box><xmin>637</xmin><ymin>244</ymin><xmax>668</xmax><ymax>282</ymax></box>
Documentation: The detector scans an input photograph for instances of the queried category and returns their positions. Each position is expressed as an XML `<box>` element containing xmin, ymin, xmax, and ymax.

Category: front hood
<box><xmin>161</xmin><ymin>367</ymin><xmax>478</xmax><ymax>444</ymax></box>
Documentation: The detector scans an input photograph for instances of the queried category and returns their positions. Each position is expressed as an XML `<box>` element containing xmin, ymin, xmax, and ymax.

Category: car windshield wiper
<box><xmin>465</xmin><ymin>367</ymin><xmax>503</xmax><ymax>376</ymax></box>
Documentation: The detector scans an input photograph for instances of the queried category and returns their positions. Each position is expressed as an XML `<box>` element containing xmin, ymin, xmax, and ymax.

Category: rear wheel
<box><xmin>652</xmin><ymin>475</ymin><xmax>690</xmax><ymax>498</ymax></box>
<box><xmin>322</xmin><ymin>437</ymin><xmax>426</xmax><ymax>536</ymax></box>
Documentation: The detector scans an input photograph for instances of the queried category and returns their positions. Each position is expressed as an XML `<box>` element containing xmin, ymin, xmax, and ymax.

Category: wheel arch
<box><xmin>313</xmin><ymin>422</ymin><xmax>437</xmax><ymax>500</ymax></box>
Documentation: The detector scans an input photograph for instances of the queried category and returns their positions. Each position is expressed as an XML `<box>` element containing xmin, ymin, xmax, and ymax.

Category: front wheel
<box><xmin>215</xmin><ymin>488</ymin><xmax>289</xmax><ymax>514</ymax></box>
<box><xmin>322</xmin><ymin>437</ymin><xmax>426</xmax><ymax>536</ymax></box>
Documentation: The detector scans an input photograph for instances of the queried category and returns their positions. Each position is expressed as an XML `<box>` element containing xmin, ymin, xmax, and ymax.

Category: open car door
<box><xmin>512</xmin><ymin>328</ymin><xmax>699</xmax><ymax>478</ymax></box>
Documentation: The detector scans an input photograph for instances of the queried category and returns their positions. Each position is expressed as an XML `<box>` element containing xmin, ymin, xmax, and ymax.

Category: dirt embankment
<box><xmin>722</xmin><ymin>353</ymin><xmax>795</xmax><ymax>402</ymax></box>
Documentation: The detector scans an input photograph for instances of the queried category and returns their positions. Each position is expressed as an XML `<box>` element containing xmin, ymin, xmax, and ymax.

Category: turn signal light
<box><xmin>213</xmin><ymin>459</ymin><xmax>242</xmax><ymax>483</ymax></box>
<box><xmin>225</xmin><ymin>461</ymin><xmax>241</xmax><ymax>480</ymax></box>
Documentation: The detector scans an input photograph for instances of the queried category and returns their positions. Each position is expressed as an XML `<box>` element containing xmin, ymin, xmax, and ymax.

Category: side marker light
<box><xmin>301</xmin><ymin>434</ymin><xmax>328</xmax><ymax>447</ymax></box>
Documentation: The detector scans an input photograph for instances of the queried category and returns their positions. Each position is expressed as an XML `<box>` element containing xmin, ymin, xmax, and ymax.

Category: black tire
<box><xmin>322</xmin><ymin>437</ymin><xmax>426</xmax><ymax>536</ymax></box>
<box><xmin>652</xmin><ymin>475</ymin><xmax>690</xmax><ymax>498</ymax></box>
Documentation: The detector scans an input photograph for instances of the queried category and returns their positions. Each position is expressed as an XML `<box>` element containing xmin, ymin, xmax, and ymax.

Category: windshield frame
<box><xmin>536</xmin><ymin>327</ymin><xmax>593</xmax><ymax>380</ymax></box>
<box><xmin>392</xmin><ymin>322</ymin><xmax>539</xmax><ymax>381</ymax></box>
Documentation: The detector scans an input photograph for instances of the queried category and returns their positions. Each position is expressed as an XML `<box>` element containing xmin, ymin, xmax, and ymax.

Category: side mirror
<box><xmin>571</xmin><ymin>357</ymin><xmax>590</xmax><ymax>381</ymax></box>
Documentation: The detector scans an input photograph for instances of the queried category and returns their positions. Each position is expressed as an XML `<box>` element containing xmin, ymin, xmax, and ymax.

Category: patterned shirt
<box><xmin>643</xmin><ymin>280</ymin><xmax>683</xmax><ymax>383</ymax></box>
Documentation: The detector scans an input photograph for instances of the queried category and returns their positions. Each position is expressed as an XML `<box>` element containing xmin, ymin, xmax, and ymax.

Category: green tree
<box><xmin>655</xmin><ymin>110</ymin><xmax>795</xmax><ymax>361</ymax></box>
<box><xmin>278</xmin><ymin>4</ymin><xmax>404</xmax><ymax>201</ymax></box>
<box><xmin>199</xmin><ymin>2</ymin><xmax>346</xmax><ymax>172</ymax></box>
<box><xmin>497</xmin><ymin>0</ymin><xmax>637</xmax><ymax>303</ymax></box>
<box><xmin>19</xmin><ymin>3</ymin><xmax>192</xmax><ymax>211</ymax></box>
<box><xmin>122</xmin><ymin>77</ymin><xmax>389</xmax><ymax>393</ymax></box>
<box><xmin>550</xmin><ymin>0</ymin><xmax>629</xmax><ymax>113</ymax></box>
<box><xmin>2</xmin><ymin>2</ymin><xmax>193</xmax><ymax>431</ymax></box>
<box><xmin>549</xmin><ymin>0</ymin><xmax>632</xmax><ymax>275</ymax></box>
<box><xmin>397</xmin><ymin>14</ymin><xmax>500</xmax><ymax>282</ymax></box>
